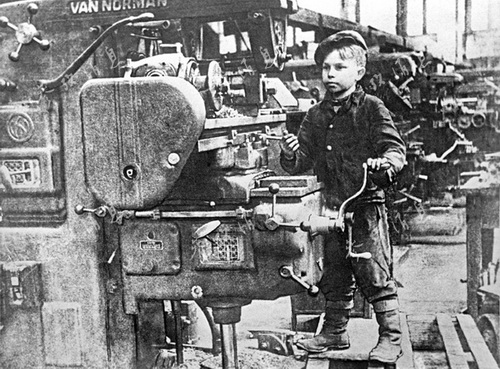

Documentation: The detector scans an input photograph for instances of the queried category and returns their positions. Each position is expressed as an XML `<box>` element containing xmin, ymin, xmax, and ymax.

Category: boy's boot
<box><xmin>296</xmin><ymin>306</ymin><xmax>350</xmax><ymax>353</ymax></box>
<box><xmin>369</xmin><ymin>301</ymin><xmax>403</xmax><ymax>363</ymax></box>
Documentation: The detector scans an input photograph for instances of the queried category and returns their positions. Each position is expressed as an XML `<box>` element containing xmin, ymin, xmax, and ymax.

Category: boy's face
<box><xmin>322</xmin><ymin>50</ymin><xmax>365</xmax><ymax>98</ymax></box>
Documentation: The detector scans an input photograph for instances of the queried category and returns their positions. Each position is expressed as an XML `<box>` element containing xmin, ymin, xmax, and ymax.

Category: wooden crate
<box><xmin>305</xmin><ymin>313</ymin><xmax>498</xmax><ymax>369</ymax></box>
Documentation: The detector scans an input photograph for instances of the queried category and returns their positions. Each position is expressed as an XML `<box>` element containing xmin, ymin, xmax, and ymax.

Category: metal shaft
<box><xmin>220</xmin><ymin>323</ymin><xmax>239</xmax><ymax>369</ymax></box>
<box><xmin>171</xmin><ymin>300</ymin><xmax>184</xmax><ymax>365</ymax></box>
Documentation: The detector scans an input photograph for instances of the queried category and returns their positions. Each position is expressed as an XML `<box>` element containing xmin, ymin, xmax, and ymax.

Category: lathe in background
<box><xmin>271</xmin><ymin>20</ymin><xmax>500</xmax><ymax>243</ymax></box>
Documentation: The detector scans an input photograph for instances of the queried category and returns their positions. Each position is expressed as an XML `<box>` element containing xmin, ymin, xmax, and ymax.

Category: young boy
<box><xmin>280</xmin><ymin>31</ymin><xmax>406</xmax><ymax>364</ymax></box>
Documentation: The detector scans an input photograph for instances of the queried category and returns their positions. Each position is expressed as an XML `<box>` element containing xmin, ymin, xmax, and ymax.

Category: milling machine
<box><xmin>0</xmin><ymin>1</ymin><xmax>361</xmax><ymax>368</ymax></box>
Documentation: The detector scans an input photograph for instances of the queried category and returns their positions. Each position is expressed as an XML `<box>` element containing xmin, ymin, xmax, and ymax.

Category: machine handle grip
<box><xmin>279</xmin><ymin>266</ymin><xmax>319</xmax><ymax>296</ymax></box>
<box><xmin>348</xmin><ymin>251</ymin><xmax>372</xmax><ymax>259</ymax></box>
<box><xmin>75</xmin><ymin>204</ymin><xmax>108</xmax><ymax>218</ymax></box>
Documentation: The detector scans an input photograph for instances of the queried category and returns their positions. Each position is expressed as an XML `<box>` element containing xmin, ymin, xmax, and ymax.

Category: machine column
<box><xmin>209</xmin><ymin>299</ymin><xmax>251</xmax><ymax>369</ymax></box>
<box><xmin>220</xmin><ymin>324</ymin><xmax>238</xmax><ymax>369</ymax></box>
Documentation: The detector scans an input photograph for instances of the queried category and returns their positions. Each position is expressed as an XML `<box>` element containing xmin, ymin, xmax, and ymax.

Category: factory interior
<box><xmin>0</xmin><ymin>0</ymin><xmax>499</xmax><ymax>368</ymax></box>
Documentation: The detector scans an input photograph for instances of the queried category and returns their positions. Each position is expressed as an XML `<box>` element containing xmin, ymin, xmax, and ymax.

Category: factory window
<box><xmin>359</xmin><ymin>0</ymin><xmax>397</xmax><ymax>35</ymax></box>
<box><xmin>208</xmin><ymin>21</ymin><xmax>251</xmax><ymax>55</ymax></box>
<box><xmin>471</xmin><ymin>0</ymin><xmax>500</xmax><ymax>30</ymax></box>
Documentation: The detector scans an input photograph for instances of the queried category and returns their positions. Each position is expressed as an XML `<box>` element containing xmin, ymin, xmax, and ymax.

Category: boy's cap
<box><xmin>314</xmin><ymin>30</ymin><xmax>368</xmax><ymax>65</ymax></box>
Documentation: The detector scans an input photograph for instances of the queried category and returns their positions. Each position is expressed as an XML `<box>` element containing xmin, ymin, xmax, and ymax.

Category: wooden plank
<box><xmin>456</xmin><ymin>314</ymin><xmax>498</xmax><ymax>369</ymax></box>
<box><xmin>310</xmin><ymin>317</ymin><xmax>379</xmax><ymax>361</ymax></box>
<box><xmin>466</xmin><ymin>194</ymin><xmax>483</xmax><ymax>319</ymax></box>
<box><xmin>306</xmin><ymin>358</ymin><xmax>331</xmax><ymax>369</ymax></box>
<box><xmin>398</xmin><ymin>314</ymin><xmax>415</xmax><ymax>369</ymax></box>
<box><xmin>367</xmin><ymin>363</ymin><xmax>390</xmax><ymax>369</ymax></box>
<box><xmin>406</xmin><ymin>314</ymin><xmax>444</xmax><ymax>350</ymax></box>
<box><xmin>436</xmin><ymin>314</ymin><xmax>469</xmax><ymax>369</ymax></box>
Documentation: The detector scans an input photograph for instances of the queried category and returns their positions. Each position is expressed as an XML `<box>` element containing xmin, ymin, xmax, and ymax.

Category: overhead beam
<box><xmin>288</xmin><ymin>7</ymin><xmax>422</xmax><ymax>52</ymax></box>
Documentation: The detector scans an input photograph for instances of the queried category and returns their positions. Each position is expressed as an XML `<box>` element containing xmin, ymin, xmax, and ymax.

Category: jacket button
<box><xmin>326</xmin><ymin>145</ymin><xmax>332</xmax><ymax>151</ymax></box>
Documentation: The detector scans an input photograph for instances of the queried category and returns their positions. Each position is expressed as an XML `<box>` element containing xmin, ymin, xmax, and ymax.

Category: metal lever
<box><xmin>335</xmin><ymin>163</ymin><xmax>369</xmax><ymax>232</ymax></box>
<box><xmin>39</xmin><ymin>12</ymin><xmax>154</xmax><ymax>91</ymax></box>
<box><xmin>269</xmin><ymin>183</ymin><xmax>279</xmax><ymax>217</ymax></box>
<box><xmin>264</xmin><ymin>183</ymin><xmax>301</xmax><ymax>231</ymax></box>
<box><xmin>279</xmin><ymin>265</ymin><xmax>319</xmax><ymax>296</ymax></box>
<box><xmin>335</xmin><ymin>163</ymin><xmax>385</xmax><ymax>260</ymax></box>
<box><xmin>263</xmin><ymin>135</ymin><xmax>283</xmax><ymax>141</ymax></box>
<box><xmin>335</xmin><ymin>162</ymin><xmax>391</xmax><ymax>232</ymax></box>
<box><xmin>74</xmin><ymin>205</ymin><xmax>108</xmax><ymax>218</ymax></box>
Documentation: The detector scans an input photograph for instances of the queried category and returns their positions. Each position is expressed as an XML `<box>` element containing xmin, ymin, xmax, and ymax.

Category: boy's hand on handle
<box><xmin>280</xmin><ymin>131</ymin><xmax>300</xmax><ymax>159</ymax></box>
<box><xmin>366</xmin><ymin>157</ymin><xmax>390</xmax><ymax>172</ymax></box>
<box><xmin>366</xmin><ymin>157</ymin><xmax>393</xmax><ymax>188</ymax></box>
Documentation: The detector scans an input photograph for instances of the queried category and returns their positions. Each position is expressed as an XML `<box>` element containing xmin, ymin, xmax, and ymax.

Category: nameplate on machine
<box><xmin>68</xmin><ymin>0</ymin><xmax>168</xmax><ymax>15</ymax></box>
<box><xmin>139</xmin><ymin>240</ymin><xmax>164</xmax><ymax>251</ymax></box>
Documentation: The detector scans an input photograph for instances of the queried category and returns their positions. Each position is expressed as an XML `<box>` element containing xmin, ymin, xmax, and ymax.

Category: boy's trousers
<box><xmin>318</xmin><ymin>203</ymin><xmax>398</xmax><ymax>310</ymax></box>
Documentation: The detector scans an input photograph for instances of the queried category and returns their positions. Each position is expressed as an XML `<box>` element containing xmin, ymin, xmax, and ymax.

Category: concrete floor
<box><xmin>395</xmin><ymin>241</ymin><xmax>467</xmax><ymax>315</ymax></box>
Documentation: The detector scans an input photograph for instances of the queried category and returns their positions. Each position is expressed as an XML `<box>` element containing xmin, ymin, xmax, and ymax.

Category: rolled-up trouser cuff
<box><xmin>326</xmin><ymin>299</ymin><xmax>354</xmax><ymax>310</ymax></box>
<box><xmin>372</xmin><ymin>298</ymin><xmax>399</xmax><ymax>313</ymax></box>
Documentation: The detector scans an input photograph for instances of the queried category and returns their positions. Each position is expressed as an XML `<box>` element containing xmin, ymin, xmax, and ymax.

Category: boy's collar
<box><xmin>321</xmin><ymin>85</ymin><xmax>364</xmax><ymax>110</ymax></box>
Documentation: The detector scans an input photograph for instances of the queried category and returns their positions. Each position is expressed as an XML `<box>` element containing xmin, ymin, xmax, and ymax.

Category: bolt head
<box><xmin>265</xmin><ymin>217</ymin><xmax>280</xmax><ymax>231</ymax></box>
<box><xmin>167</xmin><ymin>152</ymin><xmax>181</xmax><ymax>166</ymax></box>
<box><xmin>191</xmin><ymin>285</ymin><xmax>203</xmax><ymax>299</ymax></box>
<box><xmin>94</xmin><ymin>207</ymin><xmax>107</xmax><ymax>217</ymax></box>
<box><xmin>16</xmin><ymin>23</ymin><xmax>37</xmax><ymax>44</ymax></box>
<box><xmin>279</xmin><ymin>266</ymin><xmax>292</xmax><ymax>278</ymax></box>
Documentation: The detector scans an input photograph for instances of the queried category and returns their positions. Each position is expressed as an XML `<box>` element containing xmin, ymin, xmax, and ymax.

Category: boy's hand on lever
<box><xmin>366</xmin><ymin>157</ymin><xmax>393</xmax><ymax>188</ymax></box>
<box><xmin>366</xmin><ymin>157</ymin><xmax>390</xmax><ymax>171</ymax></box>
<box><xmin>280</xmin><ymin>132</ymin><xmax>300</xmax><ymax>160</ymax></box>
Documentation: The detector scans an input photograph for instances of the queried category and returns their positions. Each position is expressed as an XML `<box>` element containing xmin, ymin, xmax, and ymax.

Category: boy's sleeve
<box><xmin>370</xmin><ymin>99</ymin><xmax>407</xmax><ymax>183</ymax></box>
<box><xmin>280</xmin><ymin>111</ymin><xmax>316</xmax><ymax>175</ymax></box>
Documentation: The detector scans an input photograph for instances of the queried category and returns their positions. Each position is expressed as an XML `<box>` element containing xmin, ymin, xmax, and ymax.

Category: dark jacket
<box><xmin>281</xmin><ymin>86</ymin><xmax>406</xmax><ymax>209</ymax></box>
